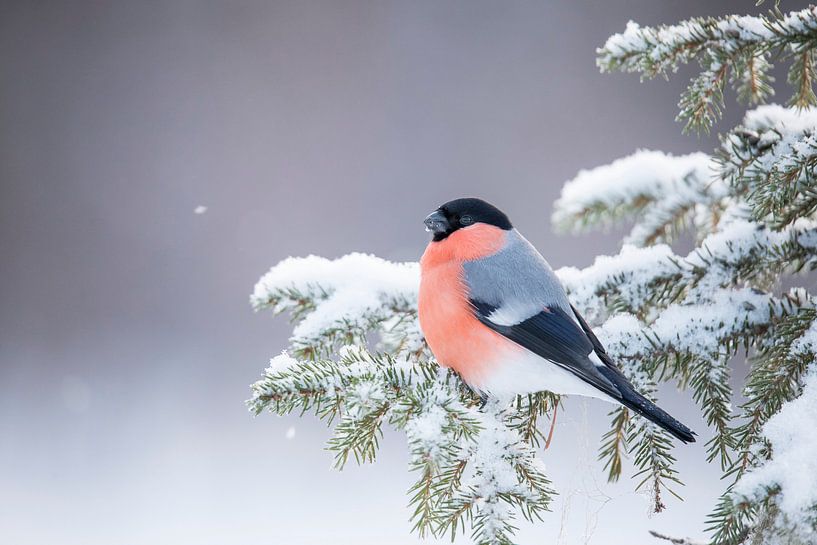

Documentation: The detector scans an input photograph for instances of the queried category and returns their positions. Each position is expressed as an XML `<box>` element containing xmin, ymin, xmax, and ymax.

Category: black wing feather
<box><xmin>569</xmin><ymin>305</ymin><xmax>697</xmax><ymax>443</ymax></box>
<box><xmin>470</xmin><ymin>300</ymin><xmax>622</xmax><ymax>400</ymax></box>
<box><xmin>470</xmin><ymin>299</ymin><xmax>697</xmax><ymax>443</ymax></box>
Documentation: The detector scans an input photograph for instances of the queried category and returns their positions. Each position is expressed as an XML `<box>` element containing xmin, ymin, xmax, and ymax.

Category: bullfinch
<box><xmin>418</xmin><ymin>198</ymin><xmax>696</xmax><ymax>443</ymax></box>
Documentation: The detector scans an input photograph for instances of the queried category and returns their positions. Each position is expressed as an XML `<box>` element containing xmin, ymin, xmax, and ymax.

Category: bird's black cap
<box><xmin>424</xmin><ymin>198</ymin><xmax>512</xmax><ymax>241</ymax></box>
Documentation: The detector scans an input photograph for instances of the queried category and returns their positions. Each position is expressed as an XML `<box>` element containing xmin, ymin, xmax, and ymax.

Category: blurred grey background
<box><xmin>1</xmin><ymin>1</ymin><xmax>797</xmax><ymax>544</ymax></box>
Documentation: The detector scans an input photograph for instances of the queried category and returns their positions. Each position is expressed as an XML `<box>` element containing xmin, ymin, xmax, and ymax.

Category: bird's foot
<box><xmin>478</xmin><ymin>392</ymin><xmax>490</xmax><ymax>410</ymax></box>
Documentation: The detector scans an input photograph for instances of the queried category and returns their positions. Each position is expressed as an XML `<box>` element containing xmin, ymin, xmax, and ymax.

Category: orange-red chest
<box><xmin>417</xmin><ymin>225</ymin><xmax>510</xmax><ymax>385</ymax></box>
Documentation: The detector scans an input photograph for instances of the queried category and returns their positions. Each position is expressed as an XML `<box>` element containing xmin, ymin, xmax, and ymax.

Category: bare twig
<box><xmin>545</xmin><ymin>399</ymin><xmax>559</xmax><ymax>450</ymax></box>
<box><xmin>649</xmin><ymin>529</ymin><xmax>706</xmax><ymax>545</ymax></box>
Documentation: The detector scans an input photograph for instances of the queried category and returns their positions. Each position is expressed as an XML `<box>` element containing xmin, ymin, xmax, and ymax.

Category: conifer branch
<box><xmin>247</xmin><ymin>7</ymin><xmax>817</xmax><ymax>542</ymax></box>
<box><xmin>598</xmin><ymin>7</ymin><xmax>817</xmax><ymax>132</ymax></box>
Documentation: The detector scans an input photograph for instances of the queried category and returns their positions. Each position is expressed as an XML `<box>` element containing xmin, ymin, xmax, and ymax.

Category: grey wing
<box><xmin>462</xmin><ymin>230</ymin><xmax>574</xmax><ymax>320</ymax></box>
<box><xmin>463</xmin><ymin>230</ymin><xmax>621</xmax><ymax>397</ymax></box>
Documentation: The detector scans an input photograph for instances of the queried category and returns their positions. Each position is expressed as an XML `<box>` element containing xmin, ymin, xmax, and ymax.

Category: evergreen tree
<box><xmin>248</xmin><ymin>6</ymin><xmax>817</xmax><ymax>544</ymax></box>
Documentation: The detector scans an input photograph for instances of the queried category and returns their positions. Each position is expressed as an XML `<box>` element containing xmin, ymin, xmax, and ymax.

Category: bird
<box><xmin>417</xmin><ymin>197</ymin><xmax>696</xmax><ymax>443</ymax></box>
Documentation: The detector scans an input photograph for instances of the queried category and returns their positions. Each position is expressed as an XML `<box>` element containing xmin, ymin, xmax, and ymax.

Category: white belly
<box><xmin>477</xmin><ymin>346</ymin><xmax>619</xmax><ymax>404</ymax></box>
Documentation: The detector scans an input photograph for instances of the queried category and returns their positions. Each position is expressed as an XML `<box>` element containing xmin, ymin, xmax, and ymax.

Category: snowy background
<box><xmin>0</xmin><ymin>1</ymin><xmax>799</xmax><ymax>544</ymax></box>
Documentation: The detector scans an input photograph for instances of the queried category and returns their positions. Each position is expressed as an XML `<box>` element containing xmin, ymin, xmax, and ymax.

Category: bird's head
<box><xmin>424</xmin><ymin>198</ymin><xmax>513</xmax><ymax>241</ymax></box>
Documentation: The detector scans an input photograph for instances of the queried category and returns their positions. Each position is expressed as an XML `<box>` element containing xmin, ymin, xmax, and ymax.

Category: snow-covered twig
<box><xmin>598</xmin><ymin>8</ymin><xmax>817</xmax><ymax>132</ymax></box>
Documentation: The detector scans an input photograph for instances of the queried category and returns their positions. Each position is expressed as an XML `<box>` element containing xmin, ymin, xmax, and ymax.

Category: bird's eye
<box><xmin>460</xmin><ymin>215</ymin><xmax>474</xmax><ymax>226</ymax></box>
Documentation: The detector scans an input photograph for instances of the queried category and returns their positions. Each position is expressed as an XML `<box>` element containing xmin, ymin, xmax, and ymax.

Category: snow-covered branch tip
<box><xmin>552</xmin><ymin>150</ymin><xmax>722</xmax><ymax>246</ymax></box>
<box><xmin>728</xmin><ymin>368</ymin><xmax>817</xmax><ymax>544</ymax></box>
<box><xmin>598</xmin><ymin>7</ymin><xmax>817</xmax><ymax>132</ymax></box>
<box><xmin>718</xmin><ymin>105</ymin><xmax>817</xmax><ymax>227</ymax></box>
<box><xmin>251</xmin><ymin>253</ymin><xmax>421</xmax><ymax>359</ymax></box>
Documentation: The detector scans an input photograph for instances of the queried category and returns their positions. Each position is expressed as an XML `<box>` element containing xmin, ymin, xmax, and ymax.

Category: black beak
<box><xmin>424</xmin><ymin>209</ymin><xmax>450</xmax><ymax>235</ymax></box>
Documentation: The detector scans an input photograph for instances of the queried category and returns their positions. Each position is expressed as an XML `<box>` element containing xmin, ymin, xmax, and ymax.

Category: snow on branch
<box><xmin>556</xmin><ymin>147</ymin><xmax>817</xmax><ymax>307</ymax></box>
<box><xmin>598</xmin><ymin>16</ymin><xmax>773</xmax><ymax>76</ymax></box>
<box><xmin>552</xmin><ymin>150</ymin><xmax>722</xmax><ymax>246</ymax></box>
<box><xmin>251</xmin><ymin>253</ymin><xmax>421</xmax><ymax>358</ymax></box>
<box><xmin>598</xmin><ymin>7</ymin><xmax>817</xmax><ymax>132</ymax></box>
<box><xmin>731</xmin><ymin>367</ymin><xmax>817</xmax><ymax>543</ymax></box>
<box><xmin>719</xmin><ymin>105</ymin><xmax>817</xmax><ymax>227</ymax></box>
<box><xmin>558</xmin><ymin>243</ymin><xmax>679</xmax><ymax>322</ymax></box>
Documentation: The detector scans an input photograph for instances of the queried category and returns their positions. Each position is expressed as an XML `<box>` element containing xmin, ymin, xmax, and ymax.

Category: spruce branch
<box><xmin>598</xmin><ymin>405</ymin><xmax>632</xmax><ymax>482</ymax></box>
<box><xmin>689</xmin><ymin>357</ymin><xmax>735</xmax><ymax>470</ymax></box>
<box><xmin>734</xmin><ymin>51</ymin><xmax>775</xmax><ymax>105</ymax></box>
<box><xmin>598</xmin><ymin>7</ymin><xmax>817</xmax><ymax>132</ymax></box>
<box><xmin>787</xmin><ymin>48</ymin><xmax>817</xmax><ymax>109</ymax></box>
<box><xmin>717</xmin><ymin>105</ymin><xmax>817</xmax><ymax>227</ymax></box>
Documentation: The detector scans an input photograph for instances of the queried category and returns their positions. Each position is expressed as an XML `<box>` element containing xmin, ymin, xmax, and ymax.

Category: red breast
<box><xmin>418</xmin><ymin>224</ymin><xmax>517</xmax><ymax>386</ymax></box>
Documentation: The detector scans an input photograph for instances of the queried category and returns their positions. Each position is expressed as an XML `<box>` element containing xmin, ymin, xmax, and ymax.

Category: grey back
<box><xmin>462</xmin><ymin>229</ymin><xmax>573</xmax><ymax>321</ymax></box>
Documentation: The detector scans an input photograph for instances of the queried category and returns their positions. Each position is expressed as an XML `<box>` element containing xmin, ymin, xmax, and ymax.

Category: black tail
<box><xmin>569</xmin><ymin>305</ymin><xmax>696</xmax><ymax>444</ymax></box>
<box><xmin>607</xmin><ymin>372</ymin><xmax>696</xmax><ymax>443</ymax></box>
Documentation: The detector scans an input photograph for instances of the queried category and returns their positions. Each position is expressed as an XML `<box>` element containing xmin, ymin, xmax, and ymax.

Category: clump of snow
<box><xmin>558</xmin><ymin>243</ymin><xmax>678</xmax><ymax>324</ymax></box>
<box><xmin>248</xmin><ymin>352</ymin><xmax>302</xmax><ymax>401</ymax></box>
<box><xmin>687</xmin><ymin>217</ymin><xmax>817</xmax><ymax>295</ymax></box>
<box><xmin>285</xmin><ymin>426</ymin><xmax>296</xmax><ymax>440</ymax></box>
<box><xmin>798</xmin><ymin>227</ymin><xmax>817</xmax><ymax>250</ymax></box>
<box><xmin>554</xmin><ymin>150</ymin><xmax>711</xmax><ymax>220</ymax></box>
<box><xmin>777</xmin><ymin>7</ymin><xmax>817</xmax><ymax>38</ymax></box>
<box><xmin>267</xmin><ymin>351</ymin><xmax>299</xmax><ymax>373</ymax></box>
<box><xmin>722</xmin><ymin>105</ymin><xmax>817</xmax><ymax>186</ymax></box>
<box><xmin>252</xmin><ymin>253</ymin><xmax>418</xmax><ymax>311</ymax></box>
<box><xmin>552</xmin><ymin>150</ymin><xmax>719</xmax><ymax>242</ymax></box>
<box><xmin>733</xmin><ymin>367</ymin><xmax>817</xmax><ymax>539</ymax></box>
<box><xmin>651</xmin><ymin>288</ymin><xmax>773</xmax><ymax>356</ymax></box>
<box><xmin>742</xmin><ymin>104</ymin><xmax>817</xmax><ymax>141</ymax></box>
<box><xmin>404</xmin><ymin>403</ymin><xmax>452</xmax><ymax>463</ymax></box>
<box><xmin>405</xmin><ymin>404</ymin><xmax>449</xmax><ymax>445</ymax></box>
<box><xmin>466</xmin><ymin>407</ymin><xmax>528</xmax><ymax>495</ymax></box>
<box><xmin>599</xmin><ymin>20</ymin><xmax>648</xmax><ymax>60</ymax></box>
<box><xmin>597</xmin><ymin>11</ymin><xmax>783</xmax><ymax>73</ymax></box>
<box><xmin>687</xmin><ymin>219</ymin><xmax>768</xmax><ymax>268</ymax></box>
<box><xmin>596</xmin><ymin>313</ymin><xmax>649</xmax><ymax>359</ymax></box>
<box><xmin>193</xmin><ymin>205</ymin><xmax>208</xmax><ymax>214</ymax></box>
<box><xmin>716</xmin><ymin>16</ymin><xmax>775</xmax><ymax>43</ymax></box>
<box><xmin>251</xmin><ymin>253</ymin><xmax>420</xmax><ymax>349</ymax></box>
<box><xmin>453</xmin><ymin>401</ymin><xmax>547</xmax><ymax>541</ymax></box>
<box><xmin>380</xmin><ymin>314</ymin><xmax>426</xmax><ymax>355</ymax></box>
<box><xmin>790</xmin><ymin>320</ymin><xmax>817</xmax><ymax>358</ymax></box>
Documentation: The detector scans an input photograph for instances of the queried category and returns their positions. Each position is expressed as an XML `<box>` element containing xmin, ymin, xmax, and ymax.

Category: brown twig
<box><xmin>649</xmin><ymin>529</ymin><xmax>706</xmax><ymax>545</ymax></box>
<box><xmin>544</xmin><ymin>400</ymin><xmax>559</xmax><ymax>450</ymax></box>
